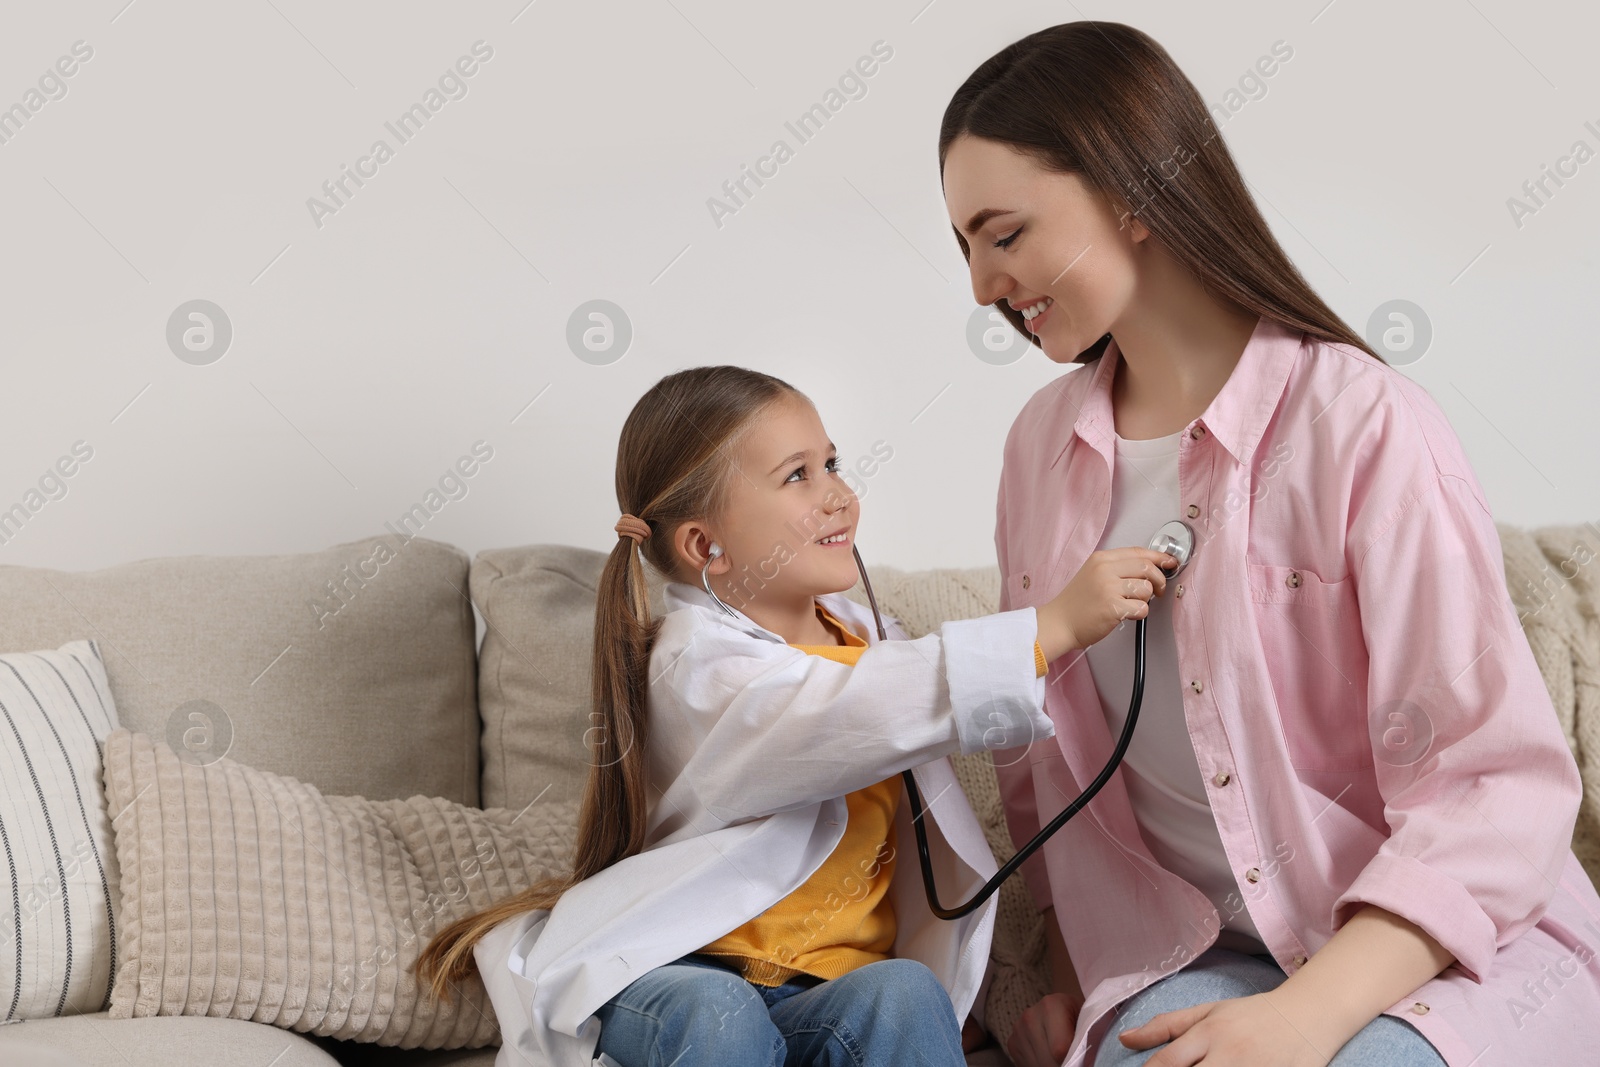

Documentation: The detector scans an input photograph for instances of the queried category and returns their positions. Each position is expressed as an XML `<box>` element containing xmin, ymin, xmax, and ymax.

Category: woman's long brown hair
<box><xmin>412</xmin><ymin>366</ymin><xmax>801</xmax><ymax>1006</ymax></box>
<box><xmin>939</xmin><ymin>21</ymin><xmax>1386</xmax><ymax>366</ymax></box>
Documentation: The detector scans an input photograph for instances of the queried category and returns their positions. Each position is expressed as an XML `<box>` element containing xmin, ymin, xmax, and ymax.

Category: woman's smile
<box><xmin>1021</xmin><ymin>296</ymin><xmax>1056</xmax><ymax>332</ymax></box>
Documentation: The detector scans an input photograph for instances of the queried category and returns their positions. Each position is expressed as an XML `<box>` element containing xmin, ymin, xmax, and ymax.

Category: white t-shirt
<box><xmin>1082</xmin><ymin>426</ymin><xmax>1271</xmax><ymax>958</ymax></box>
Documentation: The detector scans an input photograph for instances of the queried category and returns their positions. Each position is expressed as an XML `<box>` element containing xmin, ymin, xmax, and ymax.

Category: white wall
<box><xmin>2</xmin><ymin>0</ymin><xmax>1594</xmax><ymax>582</ymax></box>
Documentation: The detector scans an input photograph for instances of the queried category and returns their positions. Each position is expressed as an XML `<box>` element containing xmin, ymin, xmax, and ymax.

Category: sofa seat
<box><xmin>0</xmin><ymin>1012</ymin><xmax>1009</xmax><ymax>1065</ymax></box>
<box><xmin>0</xmin><ymin>1013</ymin><xmax>346</xmax><ymax>1067</ymax></box>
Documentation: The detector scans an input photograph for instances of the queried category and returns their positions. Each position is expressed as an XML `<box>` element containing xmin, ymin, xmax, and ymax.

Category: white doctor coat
<box><xmin>475</xmin><ymin>579</ymin><xmax>1055</xmax><ymax>1066</ymax></box>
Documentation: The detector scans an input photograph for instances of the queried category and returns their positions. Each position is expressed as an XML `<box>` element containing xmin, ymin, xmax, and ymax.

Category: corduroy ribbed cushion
<box><xmin>100</xmin><ymin>729</ymin><xmax>580</xmax><ymax>1049</ymax></box>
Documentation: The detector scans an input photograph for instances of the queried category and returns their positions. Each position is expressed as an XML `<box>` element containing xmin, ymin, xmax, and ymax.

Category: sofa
<box><xmin>0</xmin><ymin>523</ymin><xmax>1595</xmax><ymax>1067</ymax></box>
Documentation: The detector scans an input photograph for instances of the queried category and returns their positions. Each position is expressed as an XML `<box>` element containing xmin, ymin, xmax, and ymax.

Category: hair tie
<box><xmin>615</xmin><ymin>513</ymin><xmax>651</xmax><ymax>545</ymax></box>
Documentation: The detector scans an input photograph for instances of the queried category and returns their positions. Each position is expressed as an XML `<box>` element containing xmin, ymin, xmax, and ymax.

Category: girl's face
<box><xmin>942</xmin><ymin>133</ymin><xmax>1148</xmax><ymax>363</ymax></box>
<box><xmin>703</xmin><ymin>393</ymin><xmax>862</xmax><ymax>608</ymax></box>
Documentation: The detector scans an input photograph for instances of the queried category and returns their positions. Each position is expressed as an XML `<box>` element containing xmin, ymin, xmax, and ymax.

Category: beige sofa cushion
<box><xmin>471</xmin><ymin>543</ymin><xmax>667</xmax><ymax>811</ymax></box>
<box><xmin>100</xmin><ymin>729</ymin><xmax>579</xmax><ymax>1050</ymax></box>
<box><xmin>0</xmin><ymin>535</ymin><xmax>479</xmax><ymax>806</ymax></box>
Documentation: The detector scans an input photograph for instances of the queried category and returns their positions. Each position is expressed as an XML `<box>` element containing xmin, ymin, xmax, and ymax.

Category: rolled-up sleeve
<box><xmin>1334</xmin><ymin>471</ymin><xmax>1582</xmax><ymax>983</ymax></box>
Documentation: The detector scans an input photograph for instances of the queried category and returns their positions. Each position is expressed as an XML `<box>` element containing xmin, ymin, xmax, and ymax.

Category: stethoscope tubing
<box><xmin>699</xmin><ymin>537</ymin><xmax>1178</xmax><ymax>922</ymax></box>
<box><xmin>899</xmin><ymin>611</ymin><xmax>1148</xmax><ymax>919</ymax></box>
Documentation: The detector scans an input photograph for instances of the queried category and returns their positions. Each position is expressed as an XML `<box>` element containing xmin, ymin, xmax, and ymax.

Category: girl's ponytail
<box><xmin>580</xmin><ymin>523</ymin><xmax>660</xmax><ymax>874</ymax></box>
<box><xmin>413</xmin><ymin>365</ymin><xmax>799</xmax><ymax>1006</ymax></box>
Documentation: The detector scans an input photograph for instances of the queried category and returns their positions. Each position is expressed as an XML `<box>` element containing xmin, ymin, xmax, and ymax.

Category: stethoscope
<box><xmin>699</xmin><ymin>518</ymin><xmax>1196</xmax><ymax>921</ymax></box>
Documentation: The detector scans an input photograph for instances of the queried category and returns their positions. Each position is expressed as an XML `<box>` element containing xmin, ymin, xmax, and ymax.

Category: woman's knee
<box><xmin>1093</xmin><ymin>949</ymin><xmax>1287</xmax><ymax>1065</ymax></box>
<box><xmin>1136</xmin><ymin>948</ymin><xmax>1284</xmax><ymax>1011</ymax></box>
<box><xmin>1329</xmin><ymin>1013</ymin><xmax>1447</xmax><ymax>1066</ymax></box>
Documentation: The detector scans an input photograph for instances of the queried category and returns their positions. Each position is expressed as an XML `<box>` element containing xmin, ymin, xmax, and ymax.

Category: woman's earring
<box><xmin>701</xmin><ymin>543</ymin><xmax>738</xmax><ymax>617</ymax></box>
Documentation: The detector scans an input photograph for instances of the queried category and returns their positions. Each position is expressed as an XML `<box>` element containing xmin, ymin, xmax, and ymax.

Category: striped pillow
<box><xmin>0</xmin><ymin>640</ymin><xmax>121</xmax><ymax>1023</ymax></box>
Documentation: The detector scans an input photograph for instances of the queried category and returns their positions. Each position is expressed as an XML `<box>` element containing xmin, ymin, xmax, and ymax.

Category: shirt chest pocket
<box><xmin>1246</xmin><ymin>562</ymin><xmax>1372</xmax><ymax>771</ymax></box>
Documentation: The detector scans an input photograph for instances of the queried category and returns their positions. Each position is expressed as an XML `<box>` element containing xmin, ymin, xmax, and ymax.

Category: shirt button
<box><xmin>1244</xmin><ymin>867</ymin><xmax>1261</xmax><ymax>883</ymax></box>
<box><xmin>1186</xmin><ymin>504</ymin><xmax>1200</xmax><ymax>518</ymax></box>
<box><xmin>1190</xmin><ymin>425</ymin><xmax>1206</xmax><ymax>439</ymax></box>
<box><xmin>1212</xmin><ymin>771</ymin><xmax>1231</xmax><ymax>786</ymax></box>
<box><xmin>1410</xmin><ymin>1002</ymin><xmax>1430</xmax><ymax>1015</ymax></box>
<box><xmin>1174</xmin><ymin>584</ymin><xmax>1184</xmax><ymax>598</ymax></box>
<box><xmin>1021</xmin><ymin>574</ymin><xmax>1030</xmax><ymax>589</ymax></box>
<box><xmin>1292</xmin><ymin>954</ymin><xmax>1308</xmax><ymax>967</ymax></box>
<box><xmin>1286</xmin><ymin>571</ymin><xmax>1301</xmax><ymax>588</ymax></box>
<box><xmin>1189</xmin><ymin>680</ymin><xmax>1204</xmax><ymax>694</ymax></box>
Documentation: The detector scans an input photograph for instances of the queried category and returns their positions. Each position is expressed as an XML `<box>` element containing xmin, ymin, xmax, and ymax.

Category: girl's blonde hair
<box><xmin>939</xmin><ymin>20</ymin><xmax>1387</xmax><ymax>366</ymax></box>
<box><xmin>412</xmin><ymin>365</ymin><xmax>802</xmax><ymax>1005</ymax></box>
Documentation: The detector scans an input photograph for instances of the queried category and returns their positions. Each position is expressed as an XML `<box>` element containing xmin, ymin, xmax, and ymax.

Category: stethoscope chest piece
<box><xmin>1150</xmin><ymin>519</ymin><xmax>1195</xmax><ymax>578</ymax></box>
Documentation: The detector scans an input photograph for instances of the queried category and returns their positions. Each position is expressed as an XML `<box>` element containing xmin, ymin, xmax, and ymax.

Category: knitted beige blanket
<box><xmin>1497</xmin><ymin>519</ymin><xmax>1600</xmax><ymax>877</ymax></box>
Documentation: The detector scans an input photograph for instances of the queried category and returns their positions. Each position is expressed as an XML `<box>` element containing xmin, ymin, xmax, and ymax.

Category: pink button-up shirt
<box><xmin>994</xmin><ymin>314</ymin><xmax>1600</xmax><ymax>1065</ymax></box>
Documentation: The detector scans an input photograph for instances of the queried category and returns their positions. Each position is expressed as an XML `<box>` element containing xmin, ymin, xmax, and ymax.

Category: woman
<box><xmin>939</xmin><ymin>21</ymin><xmax>1600</xmax><ymax>1067</ymax></box>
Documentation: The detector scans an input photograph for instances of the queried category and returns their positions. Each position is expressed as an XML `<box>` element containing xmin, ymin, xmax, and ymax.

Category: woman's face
<box><xmin>699</xmin><ymin>393</ymin><xmax>862</xmax><ymax>608</ymax></box>
<box><xmin>942</xmin><ymin>133</ymin><xmax>1146</xmax><ymax>363</ymax></box>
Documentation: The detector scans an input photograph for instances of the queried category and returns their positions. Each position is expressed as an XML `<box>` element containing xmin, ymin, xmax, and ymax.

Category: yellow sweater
<box><xmin>694</xmin><ymin>603</ymin><xmax>1049</xmax><ymax>986</ymax></box>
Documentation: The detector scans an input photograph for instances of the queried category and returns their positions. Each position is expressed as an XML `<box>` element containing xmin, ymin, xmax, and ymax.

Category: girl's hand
<box><xmin>1005</xmin><ymin>992</ymin><xmax>1083</xmax><ymax>1067</ymax></box>
<box><xmin>1116</xmin><ymin>990</ymin><xmax>1332</xmax><ymax>1067</ymax></box>
<box><xmin>1038</xmin><ymin>547</ymin><xmax>1174</xmax><ymax>658</ymax></box>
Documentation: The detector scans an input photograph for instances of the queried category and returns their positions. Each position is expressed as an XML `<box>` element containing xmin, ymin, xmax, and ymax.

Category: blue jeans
<box><xmin>593</xmin><ymin>951</ymin><xmax>966</xmax><ymax>1066</ymax></box>
<box><xmin>1093</xmin><ymin>946</ymin><xmax>1446</xmax><ymax>1066</ymax></box>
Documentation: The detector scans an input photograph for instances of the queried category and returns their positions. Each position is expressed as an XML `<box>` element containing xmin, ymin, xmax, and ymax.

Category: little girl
<box><xmin>412</xmin><ymin>364</ymin><xmax>1176</xmax><ymax>1067</ymax></box>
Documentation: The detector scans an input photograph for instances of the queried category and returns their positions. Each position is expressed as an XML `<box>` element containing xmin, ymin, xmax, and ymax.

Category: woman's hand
<box><xmin>1115</xmin><ymin>990</ymin><xmax>1333</xmax><ymax>1066</ymax></box>
<box><xmin>1036</xmin><ymin>547</ymin><xmax>1175</xmax><ymax>659</ymax></box>
<box><xmin>1005</xmin><ymin>992</ymin><xmax>1084</xmax><ymax>1067</ymax></box>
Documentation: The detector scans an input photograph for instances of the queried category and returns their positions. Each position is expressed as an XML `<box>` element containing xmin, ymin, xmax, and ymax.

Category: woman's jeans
<box><xmin>593</xmin><ymin>951</ymin><xmax>966</xmax><ymax>1066</ymax></box>
<box><xmin>1093</xmin><ymin>945</ymin><xmax>1447</xmax><ymax>1066</ymax></box>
